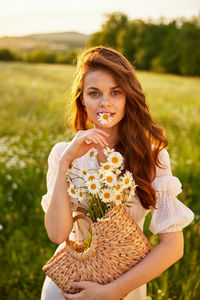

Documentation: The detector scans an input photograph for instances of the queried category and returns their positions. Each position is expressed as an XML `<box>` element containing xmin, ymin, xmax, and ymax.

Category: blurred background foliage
<box><xmin>0</xmin><ymin>12</ymin><xmax>200</xmax><ymax>75</ymax></box>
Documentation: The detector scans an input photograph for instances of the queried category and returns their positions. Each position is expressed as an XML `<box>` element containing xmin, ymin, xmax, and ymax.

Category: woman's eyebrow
<box><xmin>87</xmin><ymin>86</ymin><xmax>120</xmax><ymax>90</ymax></box>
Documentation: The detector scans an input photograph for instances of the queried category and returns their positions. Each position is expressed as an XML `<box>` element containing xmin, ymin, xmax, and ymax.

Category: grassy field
<box><xmin>0</xmin><ymin>62</ymin><xmax>199</xmax><ymax>300</ymax></box>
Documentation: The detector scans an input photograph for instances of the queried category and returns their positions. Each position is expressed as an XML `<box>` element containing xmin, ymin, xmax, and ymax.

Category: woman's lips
<box><xmin>96</xmin><ymin>113</ymin><xmax>115</xmax><ymax>116</ymax></box>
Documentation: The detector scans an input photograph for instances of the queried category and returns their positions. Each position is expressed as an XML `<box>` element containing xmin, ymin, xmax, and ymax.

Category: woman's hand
<box><xmin>59</xmin><ymin>129</ymin><xmax>109</xmax><ymax>168</ymax></box>
<box><xmin>62</xmin><ymin>281</ymin><xmax>119</xmax><ymax>300</ymax></box>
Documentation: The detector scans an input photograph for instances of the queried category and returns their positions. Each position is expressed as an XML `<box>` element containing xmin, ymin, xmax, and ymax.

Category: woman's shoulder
<box><xmin>48</xmin><ymin>141</ymin><xmax>70</xmax><ymax>162</ymax></box>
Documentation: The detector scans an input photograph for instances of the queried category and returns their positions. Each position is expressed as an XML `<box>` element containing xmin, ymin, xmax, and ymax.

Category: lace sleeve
<box><xmin>41</xmin><ymin>142</ymin><xmax>78</xmax><ymax>213</ymax></box>
<box><xmin>150</xmin><ymin>149</ymin><xmax>194</xmax><ymax>234</ymax></box>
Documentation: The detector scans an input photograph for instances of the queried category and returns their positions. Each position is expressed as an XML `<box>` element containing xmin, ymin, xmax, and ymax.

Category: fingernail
<box><xmin>69</xmin><ymin>282</ymin><xmax>74</xmax><ymax>287</ymax></box>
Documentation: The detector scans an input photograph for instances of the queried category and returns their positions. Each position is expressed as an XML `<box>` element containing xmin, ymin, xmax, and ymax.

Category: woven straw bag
<box><xmin>42</xmin><ymin>203</ymin><xmax>151</xmax><ymax>297</ymax></box>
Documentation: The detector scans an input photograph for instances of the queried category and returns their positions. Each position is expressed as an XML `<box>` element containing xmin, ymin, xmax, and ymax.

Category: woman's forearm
<box><xmin>44</xmin><ymin>163</ymin><xmax>74</xmax><ymax>244</ymax></box>
<box><xmin>106</xmin><ymin>231</ymin><xmax>184</xmax><ymax>299</ymax></box>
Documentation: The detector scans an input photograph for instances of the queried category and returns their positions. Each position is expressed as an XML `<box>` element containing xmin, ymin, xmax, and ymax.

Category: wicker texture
<box><xmin>42</xmin><ymin>203</ymin><xmax>151</xmax><ymax>296</ymax></box>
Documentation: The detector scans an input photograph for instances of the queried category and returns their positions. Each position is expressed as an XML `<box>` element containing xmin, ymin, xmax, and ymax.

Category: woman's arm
<box><xmin>106</xmin><ymin>231</ymin><xmax>184</xmax><ymax>299</ymax></box>
<box><xmin>44</xmin><ymin>161</ymin><xmax>74</xmax><ymax>244</ymax></box>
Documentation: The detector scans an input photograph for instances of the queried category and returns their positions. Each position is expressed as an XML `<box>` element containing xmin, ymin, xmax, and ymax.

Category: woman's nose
<box><xmin>100</xmin><ymin>94</ymin><xmax>111</xmax><ymax>106</ymax></box>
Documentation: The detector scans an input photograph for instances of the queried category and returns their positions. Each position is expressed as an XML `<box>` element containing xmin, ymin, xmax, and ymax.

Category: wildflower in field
<box><xmin>6</xmin><ymin>174</ymin><xmax>12</xmax><ymax>180</ymax></box>
<box><xmin>97</xmin><ymin>112</ymin><xmax>113</xmax><ymax>124</ymax></box>
<box><xmin>12</xmin><ymin>183</ymin><xmax>18</xmax><ymax>190</ymax></box>
<box><xmin>88</xmin><ymin>147</ymin><xmax>98</xmax><ymax>160</ymax></box>
<box><xmin>0</xmin><ymin>224</ymin><xmax>3</xmax><ymax>230</ymax></box>
<box><xmin>107</xmin><ymin>151</ymin><xmax>123</xmax><ymax>168</ymax></box>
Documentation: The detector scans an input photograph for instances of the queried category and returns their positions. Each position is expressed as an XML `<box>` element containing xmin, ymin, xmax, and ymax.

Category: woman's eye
<box><xmin>89</xmin><ymin>92</ymin><xmax>99</xmax><ymax>97</ymax></box>
<box><xmin>112</xmin><ymin>90</ymin><xmax>121</xmax><ymax>95</ymax></box>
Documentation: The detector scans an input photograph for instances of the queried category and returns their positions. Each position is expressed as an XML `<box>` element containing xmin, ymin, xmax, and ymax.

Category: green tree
<box><xmin>87</xmin><ymin>12</ymin><xmax>129</xmax><ymax>48</ymax></box>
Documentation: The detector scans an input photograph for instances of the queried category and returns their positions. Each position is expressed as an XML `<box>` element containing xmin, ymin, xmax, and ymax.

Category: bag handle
<box><xmin>66</xmin><ymin>212</ymin><xmax>93</xmax><ymax>250</ymax></box>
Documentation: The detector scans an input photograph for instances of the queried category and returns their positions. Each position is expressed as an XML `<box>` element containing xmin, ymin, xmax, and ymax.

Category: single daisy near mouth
<box><xmin>97</xmin><ymin>112</ymin><xmax>114</xmax><ymax>125</ymax></box>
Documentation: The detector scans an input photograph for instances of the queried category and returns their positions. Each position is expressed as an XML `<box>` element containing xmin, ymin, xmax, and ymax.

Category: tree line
<box><xmin>0</xmin><ymin>12</ymin><xmax>199</xmax><ymax>75</ymax></box>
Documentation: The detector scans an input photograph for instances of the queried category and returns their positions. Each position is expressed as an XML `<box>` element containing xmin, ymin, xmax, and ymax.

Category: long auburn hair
<box><xmin>68</xmin><ymin>46</ymin><xmax>168</xmax><ymax>210</ymax></box>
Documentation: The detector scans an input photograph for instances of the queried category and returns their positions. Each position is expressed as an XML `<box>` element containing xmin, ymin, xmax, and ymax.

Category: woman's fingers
<box><xmin>94</xmin><ymin>128</ymin><xmax>109</xmax><ymax>137</ymax></box>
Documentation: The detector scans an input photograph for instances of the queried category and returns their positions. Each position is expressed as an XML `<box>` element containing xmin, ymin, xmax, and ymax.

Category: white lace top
<box><xmin>41</xmin><ymin>142</ymin><xmax>194</xmax><ymax>235</ymax></box>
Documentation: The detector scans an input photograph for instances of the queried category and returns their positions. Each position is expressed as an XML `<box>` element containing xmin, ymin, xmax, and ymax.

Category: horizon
<box><xmin>0</xmin><ymin>0</ymin><xmax>199</xmax><ymax>38</ymax></box>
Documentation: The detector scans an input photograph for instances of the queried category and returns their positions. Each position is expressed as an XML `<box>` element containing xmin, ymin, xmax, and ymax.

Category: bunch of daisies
<box><xmin>67</xmin><ymin>146</ymin><xmax>137</xmax><ymax>223</ymax></box>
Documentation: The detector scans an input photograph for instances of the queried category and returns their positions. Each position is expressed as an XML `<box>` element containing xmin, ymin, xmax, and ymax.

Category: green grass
<box><xmin>0</xmin><ymin>62</ymin><xmax>199</xmax><ymax>299</ymax></box>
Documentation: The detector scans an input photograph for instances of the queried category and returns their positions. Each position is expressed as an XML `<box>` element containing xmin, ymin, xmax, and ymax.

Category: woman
<box><xmin>41</xmin><ymin>46</ymin><xmax>194</xmax><ymax>300</ymax></box>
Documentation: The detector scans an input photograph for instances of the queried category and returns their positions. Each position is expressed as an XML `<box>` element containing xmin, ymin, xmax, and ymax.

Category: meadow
<box><xmin>0</xmin><ymin>61</ymin><xmax>199</xmax><ymax>300</ymax></box>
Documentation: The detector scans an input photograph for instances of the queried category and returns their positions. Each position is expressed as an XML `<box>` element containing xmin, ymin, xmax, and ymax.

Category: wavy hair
<box><xmin>69</xmin><ymin>46</ymin><xmax>168</xmax><ymax>210</ymax></box>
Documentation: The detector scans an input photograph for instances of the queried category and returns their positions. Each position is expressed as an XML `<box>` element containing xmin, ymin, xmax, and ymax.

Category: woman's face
<box><xmin>82</xmin><ymin>69</ymin><xmax>126</xmax><ymax>129</ymax></box>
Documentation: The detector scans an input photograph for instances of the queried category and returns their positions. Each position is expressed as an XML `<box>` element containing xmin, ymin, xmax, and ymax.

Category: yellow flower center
<box><xmin>103</xmin><ymin>165</ymin><xmax>111</xmax><ymax>170</ymax></box>
<box><xmin>90</xmin><ymin>151</ymin><xmax>94</xmax><ymax>157</ymax></box>
<box><xmin>71</xmin><ymin>188</ymin><xmax>76</xmax><ymax>194</ymax></box>
<box><xmin>104</xmin><ymin>192</ymin><xmax>110</xmax><ymax>199</ymax></box>
<box><xmin>100</xmin><ymin>173</ymin><xmax>103</xmax><ymax>179</ymax></box>
<box><xmin>83</xmin><ymin>170</ymin><xmax>87</xmax><ymax>175</ymax></box>
<box><xmin>88</xmin><ymin>175</ymin><xmax>95</xmax><ymax>181</ymax></box>
<box><xmin>125</xmin><ymin>178</ymin><xmax>130</xmax><ymax>184</ymax></box>
<box><xmin>112</xmin><ymin>156</ymin><xmax>119</xmax><ymax>164</ymax></box>
<box><xmin>91</xmin><ymin>183</ymin><xmax>96</xmax><ymax>190</ymax></box>
<box><xmin>116</xmin><ymin>184</ymin><xmax>120</xmax><ymax>190</ymax></box>
<box><xmin>106</xmin><ymin>176</ymin><xmax>113</xmax><ymax>183</ymax></box>
<box><xmin>79</xmin><ymin>191</ymin><xmax>83</xmax><ymax>197</ymax></box>
<box><xmin>116</xmin><ymin>195</ymin><xmax>121</xmax><ymax>200</ymax></box>
<box><xmin>103</xmin><ymin>114</ymin><xmax>109</xmax><ymax>120</ymax></box>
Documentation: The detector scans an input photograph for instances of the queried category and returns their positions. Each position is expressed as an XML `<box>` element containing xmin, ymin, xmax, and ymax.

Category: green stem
<box><xmin>96</xmin><ymin>195</ymin><xmax>104</xmax><ymax>218</ymax></box>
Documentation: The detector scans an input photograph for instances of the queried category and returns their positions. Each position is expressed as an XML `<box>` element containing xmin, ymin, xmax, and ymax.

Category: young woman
<box><xmin>41</xmin><ymin>46</ymin><xmax>194</xmax><ymax>300</ymax></box>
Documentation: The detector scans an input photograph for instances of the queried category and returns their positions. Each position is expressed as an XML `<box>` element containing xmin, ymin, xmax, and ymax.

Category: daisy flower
<box><xmin>68</xmin><ymin>183</ymin><xmax>77</xmax><ymax>199</ymax></box>
<box><xmin>99</xmin><ymin>161</ymin><xmax>113</xmax><ymax>172</ymax></box>
<box><xmin>114</xmin><ymin>181</ymin><xmax>123</xmax><ymax>194</ymax></box>
<box><xmin>103</xmin><ymin>147</ymin><xmax>115</xmax><ymax>157</ymax></box>
<box><xmin>97</xmin><ymin>112</ymin><xmax>112</xmax><ymax>125</ymax></box>
<box><xmin>102</xmin><ymin>171</ymin><xmax>117</xmax><ymax>187</ymax></box>
<box><xmin>99</xmin><ymin>188</ymin><xmax>114</xmax><ymax>203</ymax></box>
<box><xmin>88</xmin><ymin>147</ymin><xmax>98</xmax><ymax>160</ymax></box>
<box><xmin>107</xmin><ymin>151</ymin><xmax>123</xmax><ymax>168</ymax></box>
<box><xmin>81</xmin><ymin>169</ymin><xmax>88</xmax><ymax>177</ymax></box>
<box><xmin>85</xmin><ymin>172</ymin><xmax>99</xmax><ymax>183</ymax></box>
<box><xmin>87</xmin><ymin>180</ymin><xmax>100</xmax><ymax>195</ymax></box>
<box><xmin>114</xmin><ymin>193</ymin><xmax>123</xmax><ymax>205</ymax></box>
<box><xmin>121</xmin><ymin>170</ymin><xmax>134</xmax><ymax>189</ymax></box>
<box><xmin>77</xmin><ymin>188</ymin><xmax>85</xmax><ymax>202</ymax></box>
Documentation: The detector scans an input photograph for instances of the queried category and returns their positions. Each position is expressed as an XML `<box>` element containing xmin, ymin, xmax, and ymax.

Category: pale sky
<box><xmin>0</xmin><ymin>0</ymin><xmax>199</xmax><ymax>37</ymax></box>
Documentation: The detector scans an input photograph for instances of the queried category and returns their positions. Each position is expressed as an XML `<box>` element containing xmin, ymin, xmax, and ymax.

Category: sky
<box><xmin>0</xmin><ymin>0</ymin><xmax>199</xmax><ymax>37</ymax></box>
